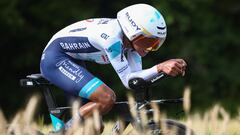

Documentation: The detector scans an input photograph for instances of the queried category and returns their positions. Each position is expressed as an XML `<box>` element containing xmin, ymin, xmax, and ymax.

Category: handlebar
<box><xmin>146</xmin><ymin>72</ymin><xmax>167</xmax><ymax>85</ymax></box>
<box><xmin>128</xmin><ymin>72</ymin><xmax>167</xmax><ymax>90</ymax></box>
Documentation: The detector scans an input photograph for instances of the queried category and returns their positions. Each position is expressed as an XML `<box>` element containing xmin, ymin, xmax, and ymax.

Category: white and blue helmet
<box><xmin>117</xmin><ymin>4</ymin><xmax>167</xmax><ymax>50</ymax></box>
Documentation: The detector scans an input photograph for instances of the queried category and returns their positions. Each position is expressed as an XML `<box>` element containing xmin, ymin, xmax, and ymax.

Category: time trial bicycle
<box><xmin>20</xmin><ymin>72</ymin><xmax>194</xmax><ymax>135</ymax></box>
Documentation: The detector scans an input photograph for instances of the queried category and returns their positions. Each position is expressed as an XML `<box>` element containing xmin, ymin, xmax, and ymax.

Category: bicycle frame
<box><xmin>109</xmin><ymin>74</ymin><xmax>183</xmax><ymax>134</ymax></box>
<box><xmin>20</xmin><ymin>72</ymin><xmax>183</xmax><ymax>132</ymax></box>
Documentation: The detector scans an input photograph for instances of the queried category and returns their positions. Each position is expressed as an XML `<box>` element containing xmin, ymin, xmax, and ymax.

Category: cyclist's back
<box><xmin>43</xmin><ymin>18</ymin><xmax>122</xmax><ymax>64</ymax></box>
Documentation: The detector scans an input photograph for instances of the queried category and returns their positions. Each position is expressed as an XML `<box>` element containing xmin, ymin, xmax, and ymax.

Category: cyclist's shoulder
<box><xmin>46</xmin><ymin>18</ymin><xmax>123</xmax><ymax>52</ymax></box>
<box><xmin>52</xmin><ymin>18</ymin><xmax>122</xmax><ymax>41</ymax></box>
<box><xmin>90</xmin><ymin>18</ymin><xmax>123</xmax><ymax>48</ymax></box>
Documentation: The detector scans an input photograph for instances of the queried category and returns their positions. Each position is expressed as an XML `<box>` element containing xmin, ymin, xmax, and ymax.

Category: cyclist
<box><xmin>40</xmin><ymin>3</ymin><xmax>187</xmax><ymax>131</ymax></box>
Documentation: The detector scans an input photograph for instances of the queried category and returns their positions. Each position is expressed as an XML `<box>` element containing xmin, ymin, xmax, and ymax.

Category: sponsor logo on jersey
<box><xmin>52</xmin><ymin>37</ymin><xmax>100</xmax><ymax>53</ymax></box>
<box><xmin>60</xmin><ymin>42</ymin><xmax>91</xmax><ymax>50</ymax></box>
<box><xmin>69</xmin><ymin>27</ymin><xmax>87</xmax><ymax>32</ymax></box>
<box><xmin>106</xmin><ymin>41</ymin><xmax>121</xmax><ymax>60</ymax></box>
<box><xmin>117</xmin><ymin>64</ymin><xmax>129</xmax><ymax>73</ymax></box>
<box><xmin>125</xmin><ymin>12</ymin><xmax>141</xmax><ymax>31</ymax></box>
<box><xmin>97</xmin><ymin>19</ymin><xmax>112</xmax><ymax>24</ymax></box>
<box><xmin>56</xmin><ymin>59</ymin><xmax>84</xmax><ymax>83</ymax></box>
<box><xmin>58</xmin><ymin>66</ymin><xmax>76</xmax><ymax>81</ymax></box>
<box><xmin>101</xmin><ymin>33</ymin><xmax>110</xmax><ymax>40</ymax></box>
<box><xmin>101</xmin><ymin>55</ymin><xmax>109</xmax><ymax>63</ymax></box>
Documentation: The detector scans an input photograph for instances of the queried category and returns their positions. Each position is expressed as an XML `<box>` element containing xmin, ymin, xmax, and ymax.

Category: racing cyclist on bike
<box><xmin>40</xmin><ymin>3</ymin><xmax>187</xmax><ymax>131</ymax></box>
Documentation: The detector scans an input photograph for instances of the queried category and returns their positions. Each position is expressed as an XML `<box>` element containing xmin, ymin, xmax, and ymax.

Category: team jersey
<box><xmin>43</xmin><ymin>18</ymin><xmax>158</xmax><ymax>89</ymax></box>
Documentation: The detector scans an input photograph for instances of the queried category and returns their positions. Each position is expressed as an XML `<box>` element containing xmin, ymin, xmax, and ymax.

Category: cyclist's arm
<box><xmin>126</xmin><ymin>49</ymin><xmax>158</xmax><ymax>80</ymax></box>
<box><xmin>126</xmin><ymin>50</ymin><xmax>142</xmax><ymax>72</ymax></box>
<box><xmin>104</xmin><ymin>41</ymin><xmax>159</xmax><ymax>89</ymax></box>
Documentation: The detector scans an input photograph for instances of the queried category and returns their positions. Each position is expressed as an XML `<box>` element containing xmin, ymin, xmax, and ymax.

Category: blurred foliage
<box><xmin>0</xmin><ymin>0</ymin><xmax>240</xmax><ymax>118</ymax></box>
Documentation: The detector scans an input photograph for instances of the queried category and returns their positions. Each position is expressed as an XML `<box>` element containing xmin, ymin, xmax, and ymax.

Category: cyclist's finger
<box><xmin>175</xmin><ymin>59</ymin><xmax>187</xmax><ymax>67</ymax></box>
<box><xmin>171</xmin><ymin>62</ymin><xmax>186</xmax><ymax>76</ymax></box>
<box><xmin>174</xmin><ymin>62</ymin><xmax>185</xmax><ymax>73</ymax></box>
<box><xmin>181</xmin><ymin>60</ymin><xmax>187</xmax><ymax>67</ymax></box>
<box><xmin>179</xmin><ymin>63</ymin><xmax>186</xmax><ymax>76</ymax></box>
<box><xmin>172</xmin><ymin>64</ymin><xmax>182</xmax><ymax>74</ymax></box>
<box><xmin>163</xmin><ymin>66</ymin><xmax>174</xmax><ymax>76</ymax></box>
<box><xmin>165</xmin><ymin>66</ymin><xmax>179</xmax><ymax>76</ymax></box>
<box><xmin>164</xmin><ymin>65</ymin><xmax>181</xmax><ymax>76</ymax></box>
<box><xmin>182</xmin><ymin>66</ymin><xmax>186</xmax><ymax>71</ymax></box>
<box><xmin>169</xmin><ymin>69</ymin><xmax>178</xmax><ymax>77</ymax></box>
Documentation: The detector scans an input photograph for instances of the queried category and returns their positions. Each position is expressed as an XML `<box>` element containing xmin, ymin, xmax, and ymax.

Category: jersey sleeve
<box><xmin>104</xmin><ymin>40</ymin><xmax>131</xmax><ymax>88</ymax></box>
<box><xmin>126</xmin><ymin>49</ymin><xmax>142</xmax><ymax>72</ymax></box>
<box><xmin>104</xmin><ymin>40</ymin><xmax>159</xmax><ymax>89</ymax></box>
<box><xmin>126</xmin><ymin>49</ymin><xmax>159</xmax><ymax>80</ymax></box>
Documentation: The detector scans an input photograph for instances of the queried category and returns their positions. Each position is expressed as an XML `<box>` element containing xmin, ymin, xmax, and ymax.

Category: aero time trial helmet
<box><xmin>117</xmin><ymin>4</ymin><xmax>167</xmax><ymax>51</ymax></box>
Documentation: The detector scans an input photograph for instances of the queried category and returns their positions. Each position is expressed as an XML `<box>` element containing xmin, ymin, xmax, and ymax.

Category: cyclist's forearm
<box><xmin>128</xmin><ymin>65</ymin><xmax>158</xmax><ymax>80</ymax></box>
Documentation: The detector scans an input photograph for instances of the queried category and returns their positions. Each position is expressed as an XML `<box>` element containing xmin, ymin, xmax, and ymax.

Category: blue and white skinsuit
<box><xmin>40</xmin><ymin>18</ymin><xmax>159</xmax><ymax>100</ymax></box>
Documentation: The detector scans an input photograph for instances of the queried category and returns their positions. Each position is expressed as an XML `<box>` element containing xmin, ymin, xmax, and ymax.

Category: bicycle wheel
<box><xmin>127</xmin><ymin>119</ymin><xmax>194</xmax><ymax>135</ymax></box>
<box><xmin>148</xmin><ymin>119</ymin><xmax>194</xmax><ymax>135</ymax></box>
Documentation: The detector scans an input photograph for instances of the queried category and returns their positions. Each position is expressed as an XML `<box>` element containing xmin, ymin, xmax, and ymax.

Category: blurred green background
<box><xmin>0</xmin><ymin>0</ymin><xmax>240</xmax><ymax>120</ymax></box>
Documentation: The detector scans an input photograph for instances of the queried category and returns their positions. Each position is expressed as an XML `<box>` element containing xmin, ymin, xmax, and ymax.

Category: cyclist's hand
<box><xmin>157</xmin><ymin>59</ymin><xmax>187</xmax><ymax>77</ymax></box>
